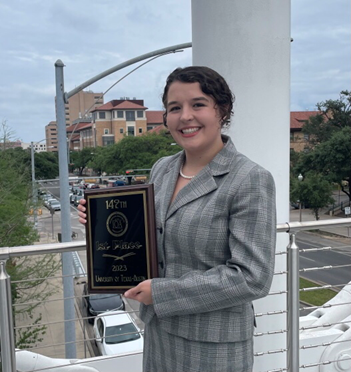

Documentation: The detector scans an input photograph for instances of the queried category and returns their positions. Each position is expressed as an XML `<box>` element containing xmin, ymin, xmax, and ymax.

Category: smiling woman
<box><xmin>79</xmin><ymin>66</ymin><xmax>276</xmax><ymax>372</ymax></box>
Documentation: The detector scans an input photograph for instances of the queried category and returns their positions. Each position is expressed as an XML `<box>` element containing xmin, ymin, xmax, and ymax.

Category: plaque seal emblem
<box><xmin>106</xmin><ymin>211</ymin><xmax>128</xmax><ymax>237</ymax></box>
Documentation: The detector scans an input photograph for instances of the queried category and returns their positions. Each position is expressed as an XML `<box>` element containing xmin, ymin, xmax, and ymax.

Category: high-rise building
<box><xmin>45</xmin><ymin>121</ymin><xmax>58</xmax><ymax>152</ymax></box>
<box><xmin>47</xmin><ymin>90</ymin><xmax>104</xmax><ymax>151</ymax></box>
<box><xmin>63</xmin><ymin>90</ymin><xmax>104</xmax><ymax>126</ymax></box>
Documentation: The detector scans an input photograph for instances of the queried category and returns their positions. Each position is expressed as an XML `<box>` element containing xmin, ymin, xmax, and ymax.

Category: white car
<box><xmin>93</xmin><ymin>310</ymin><xmax>143</xmax><ymax>356</ymax></box>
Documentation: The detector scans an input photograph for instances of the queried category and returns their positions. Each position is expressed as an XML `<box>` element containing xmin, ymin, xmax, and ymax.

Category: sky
<box><xmin>0</xmin><ymin>0</ymin><xmax>350</xmax><ymax>144</ymax></box>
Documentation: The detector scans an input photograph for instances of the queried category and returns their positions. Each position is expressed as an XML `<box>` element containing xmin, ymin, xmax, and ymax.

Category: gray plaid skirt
<box><xmin>143</xmin><ymin>316</ymin><xmax>253</xmax><ymax>372</ymax></box>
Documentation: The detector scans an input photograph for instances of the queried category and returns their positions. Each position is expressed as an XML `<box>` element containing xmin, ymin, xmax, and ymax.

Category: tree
<box><xmin>0</xmin><ymin>119</ymin><xmax>17</xmax><ymax>150</ymax></box>
<box><xmin>70</xmin><ymin>147</ymin><xmax>95</xmax><ymax>176</ymax></box>
<box><xmin>290</xmin><ymin>172</ymin><xmax>334</xmax><ymax>220</ymax></box>
<box><xmin>298</xmin><ymin>91</ymin><xmax>351</xmax><ymax>203</ymax></box>
<box><xmin>303</xmin><ymin>90</ymin><xmax>351</xmax><ymax>146</ymax></box>
<box><xmin>34</xmin><ymin>151</ymin><xmax>59</xmax><ymax>180</ymax></box>
<box><xmin>0</xmin><ymin>145</ymin><xmax>60</xmax><ymax>348</ymax></box>
<box><xmin>96</xmin><ymin>132</ymin><xmax>181</xmax><ymax>175</ymax></box>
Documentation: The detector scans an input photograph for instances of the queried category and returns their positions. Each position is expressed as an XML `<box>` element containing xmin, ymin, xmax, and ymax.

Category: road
<box><xmin>297</xmin><ymin>231</ymin><xmax>351</xmax><ymax>288</ymax></box>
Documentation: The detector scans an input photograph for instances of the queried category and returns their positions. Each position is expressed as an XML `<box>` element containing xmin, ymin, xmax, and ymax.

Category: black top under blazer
<box><xmin>140</xmin><ymin>135</ymin><xmax>277</xmax><ymax>343</ymax></box>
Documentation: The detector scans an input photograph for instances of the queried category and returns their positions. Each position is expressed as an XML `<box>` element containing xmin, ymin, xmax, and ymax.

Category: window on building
<box><xmin>120</xmin><ymin>128</ymin><xmax>124</xmax><ymax>134</ymax></box>
<box><xmin>99</xmin><ymin>112</ymin><xmax>106</xmax><ymax>119</ymax></box>
<box><xmin>137</xmin><ymin>110</ymin><xmax>143</xmax><ymax>118</ymax></box>
<box><xmin>117</xmin><ymin>110</ymin><xmax>124</xmax><ymax>118</ymax></box>
<box><xmin>104</xmin><ymin>128</ymin><xmax>109</xmax><ymax>135</ymax></box>
<box><xmin>303</xmin><ymin>133</ymin><xmax>310</xmax><ymax>140</ymax></box>
<box><xmin>126</xmin><ymin>111</ymin><xmax>135</xmax><ymax>121</ymax></box>
<box><xmin>290</xmin><ymin>133</ymin><xmax>294</xmax><ymax>141</ymax></box>
<box><xmin>127</xmin><ymin>126</ymin><xmax>135</xmax><ymax>136</ymax></box>
<box><xmin>138</xmin><ymin>128</ymin><xmax>143</xmax><ymax>134</ymax></box>
<box><xmin>102</xmin><ymin>137</ymin><xmax>115</xmax><ymax>146</ymax></box>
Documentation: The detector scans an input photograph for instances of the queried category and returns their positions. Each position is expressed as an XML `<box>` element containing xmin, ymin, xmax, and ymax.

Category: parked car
<box><xmin>49</xmin><ymin>200</ymin><xmax>61</xmax><ymax>211</ymax></box>
<box><xmin>93</xmin><ymin>310</ymin><xmax>143</xmax><ymax>356</ymax></box>
<box><xmin>82</xmin><ymin>284</ymin><xmax>124</xmax><ymax>324</ymax></box>
<box><xmin>44</xmin><ymin>198</ymin><xmax>57</xmax><ymax>208</ymax></box>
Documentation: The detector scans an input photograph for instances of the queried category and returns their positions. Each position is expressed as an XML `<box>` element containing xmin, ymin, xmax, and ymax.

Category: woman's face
<box><xmin>165</xmin><ymin>81</ymin><xmax>223</xmax><ymax>156</ymax></box>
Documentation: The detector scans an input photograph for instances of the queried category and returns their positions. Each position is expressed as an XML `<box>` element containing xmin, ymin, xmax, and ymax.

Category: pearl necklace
<box><xmin>179</xmin><ymin>163</ymin><xmax>195</xmax><ymax>180</ymax></box>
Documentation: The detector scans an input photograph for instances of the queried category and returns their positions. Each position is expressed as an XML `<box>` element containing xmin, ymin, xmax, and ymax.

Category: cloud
<box><xmin>0</xmin><ymin>0</ymin><xmax>349</xmax><ymax>142</ymax></box>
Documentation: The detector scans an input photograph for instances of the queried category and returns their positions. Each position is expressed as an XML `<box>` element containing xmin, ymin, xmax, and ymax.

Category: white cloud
<box><xmin>0</xmin><ymin>0</ymin><xmax>349</xmax><ymax>141</ymax></box>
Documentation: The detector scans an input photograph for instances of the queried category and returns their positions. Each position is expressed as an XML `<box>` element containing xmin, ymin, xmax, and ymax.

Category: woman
<box><xmin>79</xmin><ymin>66</ymin><xmax>276</xmax><ymax>372</ymax></box>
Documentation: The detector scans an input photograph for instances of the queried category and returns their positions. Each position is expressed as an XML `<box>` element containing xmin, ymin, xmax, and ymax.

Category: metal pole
<box><xmin>66</xmin><ymin>42</ymin><xmax>192</xmax><ymax>100</ymax></box>
<box><xmin>51</xmin><ymin>210</ymin><xmax>55</xmax><ymax>239</ymax></box>
<box><xmin>299</xmin><ymin>201</ymin><xmax>302</xmax><ymax>222</ymax></box>
<box><xmin>287</xmin><ymin>233</ymin><xmax>300</xmax><ymax>372</ymax></box>
<box><xmin>0</xmin><ymin>260</ymin><xmax>16</xmax><ymax>372</ymax></box>
<box><xmin>55</xmin><ymin>59</ymin><xmax>76</xmax><ymax>358</ymax></box>
<box><xmin>31</xmin><ymin>142</ymin><xmax>38</xmax><ymax>228</ymax></box>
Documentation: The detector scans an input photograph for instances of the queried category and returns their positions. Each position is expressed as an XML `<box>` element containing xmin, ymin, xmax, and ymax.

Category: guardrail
<box><xmin>1</xmin><ymin>218</ymin><xmax>351</xmax><ymax>372</ymax></box>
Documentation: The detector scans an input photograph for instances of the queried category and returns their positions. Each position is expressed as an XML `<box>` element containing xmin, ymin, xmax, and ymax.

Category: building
<box><xmin>66</xmin><ymin>99</ymin><xmax>164</xmax><ymax>149</ymax></box>
<box><xmin>47</xmin><ymin>90</ymin><xmax>104</xmax><ymax>152</ymax></box>
<box><xmin>0</xmin><ymin>140</ymin><xmax>22</xmax><ymax>150</ymax></box>
<box><xmin>66</xmin><ymin>119</ymin><xmax>94</xmax><ymax>151</ymax></box>
<box><xmin>92</xmin><ymin>99</ymin><xmax>148</xmax><ymax>146</ymax></box>
<box><xmin>290</xmin><ymin>111</ymin><xmax>319</xmax><ymax>152</ymax></box>
<box><xmin>24</xmin><ymin>142</ymin><xmax>48</xmax><ymax>152</ymax></box>
<box><xmin>61</xmin><ymin>90</ymin><xmax>104</xmax><ymax>127</ymax></box>
<box><xmin>45</xmin><ymin>121</ymin><xmax>58</xmax><ymax>152</ymax></box>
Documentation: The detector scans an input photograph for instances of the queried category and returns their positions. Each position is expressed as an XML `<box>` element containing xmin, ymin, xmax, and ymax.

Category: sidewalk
<box><xmin>289</xmin><ymin>207</ymin><xmax>351</xmax><ymax>238</ymax></box>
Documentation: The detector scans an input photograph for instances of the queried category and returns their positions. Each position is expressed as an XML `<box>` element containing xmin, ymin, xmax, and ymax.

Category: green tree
<box><xmin>70</xmin><ymin>147</ymin><xmax>95</xmax><ymax>176</ymax></box>
<box><xmin>34</xmin><ymin>151</ymin><xmax>59</xmax><ymax>180</ymax></box>
<box><xmin>298</xmin><ymin>91</ymin><xmax>351</xmax><ymax>203</ymax></box>
<box><xmin>303</xmin><ymin>90</ymin><xmax>351</xmax><ymax>146</ymax></box>
<box><xmin>290</xmin><ymin>172</ymin><xmax>334</xmax><ymax>220</ymax></box>
<box><xmin>98</xmin><ymin>132</ymin><xmax>181</xmax><ymax>175</ymax></box>
<box><xmin>0</xmin><ymin>142</ymin><xmax>60</xmax><ymax>348</ymax></box>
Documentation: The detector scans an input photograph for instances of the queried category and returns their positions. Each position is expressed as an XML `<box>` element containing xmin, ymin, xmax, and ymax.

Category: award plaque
<box><xmin>85</xmin><ymin>184</ymin><xmax>158</xmax><ymax>293</ymax></box>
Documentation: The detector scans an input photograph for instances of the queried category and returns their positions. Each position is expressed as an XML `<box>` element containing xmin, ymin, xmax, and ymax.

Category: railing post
<box><xmin>0</xmin><ymin>259</ymin><xmax>16</xmax><ymax>372</ymax></box>
<box><xmin>287</xmin><ymin>232</ymin><xmax>300</xmax><ymax>372</ymax></box>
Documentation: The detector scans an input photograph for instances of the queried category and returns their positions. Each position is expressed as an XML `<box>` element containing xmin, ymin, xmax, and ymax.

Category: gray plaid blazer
<box><xmin>140</xmin><ymin>135</ymin><xmax>276</xmax><ymax>343</ymax></box>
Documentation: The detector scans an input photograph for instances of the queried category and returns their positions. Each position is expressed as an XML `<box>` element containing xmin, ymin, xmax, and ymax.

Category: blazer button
<box><xmin>159</xmin><ymin>261</ymin><xmax>164</xmax><ymax>269</ymax></box>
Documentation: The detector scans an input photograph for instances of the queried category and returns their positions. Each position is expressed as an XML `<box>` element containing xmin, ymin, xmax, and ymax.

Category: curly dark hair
<box><xmin>162</xmin><ymin>66</ymin><xmax>235</xmax><ymax>128</ymax></box>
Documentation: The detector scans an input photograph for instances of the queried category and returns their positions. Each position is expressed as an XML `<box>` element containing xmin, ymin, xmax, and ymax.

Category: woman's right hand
<box><xmin>77</xmin><ymin>198</ymin><xmax>87</xmax><ymax>224</ymax></box>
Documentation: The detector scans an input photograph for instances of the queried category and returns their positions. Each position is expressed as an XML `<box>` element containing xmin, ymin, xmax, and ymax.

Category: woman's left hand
<box><xmin>124</xmin><ymin>280</ymin><xmax>153</xmax><ymax>305</ymax></box>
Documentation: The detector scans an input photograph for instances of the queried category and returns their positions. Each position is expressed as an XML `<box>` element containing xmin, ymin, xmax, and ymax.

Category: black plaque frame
<box><xmin>85</xmin><ymin>184</ymin><xmax>158</xmax><ymax>293</ymax></box>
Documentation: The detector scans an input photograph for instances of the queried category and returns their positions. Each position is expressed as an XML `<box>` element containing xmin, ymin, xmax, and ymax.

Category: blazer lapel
<box><xmin>166</xmin><ymin>136</ymin><xmax>236</xmax><ymax>220</ymax></box>
<box><xmin>166</xmin><ymin>168</ymin><xmax>218</xmax><ymax>219</ymax></box>
<box><xmin>159</xmin><ymin>154</ymin><xmax>183</xmax><ymax>223</ymax></box>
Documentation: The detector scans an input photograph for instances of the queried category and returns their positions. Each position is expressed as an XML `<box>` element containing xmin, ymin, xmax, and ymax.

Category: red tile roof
<box><xmin>290</xmin><ymin>111</ymin><xmax>319</xmax><ymax>129</ymax></box>
<box><xmin>66</xmin><ymin>122</ymin><xmax>92</xmax><ymax>133</ymax></box>
<box><xmin>71</xmin><ymin>134</ymin><xmax>80</xmax><ymax>142</ymax></box>
<box><xmin>146</xmin><ymin>110</ymin><xmax>164</xmax><ymax>124</ymax></box>
<box><xmin>93</xmin><ymin>99</ymin><xmax>147</xmax><ymax>111</ymax></box>
<box><xmin>147</xmin><ymin>125</ymin><xmax>168</xmax><ymax>134</ymax></box>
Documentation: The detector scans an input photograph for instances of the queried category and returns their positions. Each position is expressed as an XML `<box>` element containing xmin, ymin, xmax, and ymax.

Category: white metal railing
<box><xmin>1</xmin><ymin>218</ymin><xmax>351</xmax><ymax>372</ymax></box>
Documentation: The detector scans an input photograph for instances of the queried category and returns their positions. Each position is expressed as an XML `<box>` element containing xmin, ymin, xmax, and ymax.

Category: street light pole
<box><xmin>30</xmin><ymin>142</ymin><xmax>37</xmax><ymax>227</ymax></box>
<box><xmin>55</xmin><ymin>60</ymin><xmax>76</xmax><ymax>358</ymax></box>
<box><xmin>31</xmin><ymin>139</ymin><xmax>46</xmax><ymax>227</ymax></box>
<box><xmin>298</xmin><ymin>173</ymin><xmax>304</xmax><ymax>222</ymax></box>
